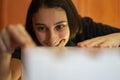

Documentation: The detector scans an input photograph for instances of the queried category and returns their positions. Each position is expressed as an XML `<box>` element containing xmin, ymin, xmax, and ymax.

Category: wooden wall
<box><xmin>0</xmin><ymin>0</ymin><xmax>120</xmax><ymax>30</ymax></box>
<box><xmin>0</xmin><ymin>0</ymin><xmax>31</xmax><ymax>29</ymax></box>
<box><xmin>72</xmin><ymin>0</ymin><xmax>120</xmax><ymax>28</ymax></box>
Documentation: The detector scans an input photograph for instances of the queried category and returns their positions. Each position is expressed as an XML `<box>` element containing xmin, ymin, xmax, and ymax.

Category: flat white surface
<box><xmin>22</xmin><ymin>47</ymin><xmax>120</xmax><ymax>80</ymax></box>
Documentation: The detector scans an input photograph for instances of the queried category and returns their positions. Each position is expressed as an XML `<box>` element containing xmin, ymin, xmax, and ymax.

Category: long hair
<box><xmin>25</xmin><ymin>0</ymin><xmax>82</xmax><ymax>45</ymax></box>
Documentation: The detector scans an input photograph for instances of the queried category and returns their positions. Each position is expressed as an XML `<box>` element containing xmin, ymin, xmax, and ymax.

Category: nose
<box><xmin>47</xmin><ymin>30</ymin><xmax>58</xmax><ymax>46</ymax></box>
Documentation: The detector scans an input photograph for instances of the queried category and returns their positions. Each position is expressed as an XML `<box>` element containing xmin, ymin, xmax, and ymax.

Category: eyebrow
<box><xmin>35</xmin><ymin>21</ymin><xmax>67</xmax><ymax>26</ymax></box>
<box><xmin>35</xmin><ymin>23</ymin><xmax>45</xmax><ymax>26</ymax></box>
<box><xmin>54</xmin><ymin>21</ymin><xmax>67</xmax><ymax>25</ymax></box>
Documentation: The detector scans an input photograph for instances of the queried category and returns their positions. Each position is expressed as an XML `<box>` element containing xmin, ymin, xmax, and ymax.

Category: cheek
<box><xmin>59</xmin><ymin>27</ymin><xmax>70</xmax><ymax>39</ymax></box>
<box><xmin>35</xmin><ymin>31</ymin><xmax>46</xmax><ymax>42</ymax></box>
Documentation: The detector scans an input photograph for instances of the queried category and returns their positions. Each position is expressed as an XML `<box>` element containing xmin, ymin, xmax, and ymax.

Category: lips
<box><xmin>44</xmin><ymin>39</ymin><xmax>65</xmax><ymax>47</ymax></box>
<box><xmin>56</xmin><ymin>39</ymin><xmax>64</xmax><ymax>47</ymax></box>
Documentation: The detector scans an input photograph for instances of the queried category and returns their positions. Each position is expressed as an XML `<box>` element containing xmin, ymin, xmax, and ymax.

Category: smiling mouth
<box><xmin>56</xmin><ymin>39</ymin><xmax>64</xmax><ymax>47</ymax></box>
<box><xmin>45</xmin><ymin>39</ymin><xmax>65</xmax><ymax>47</ymax></box>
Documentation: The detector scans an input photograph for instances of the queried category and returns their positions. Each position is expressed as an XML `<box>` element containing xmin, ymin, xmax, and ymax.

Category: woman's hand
<box><xmin>0</xmin><ymin>24</ymin><xmax>36</xmax><ymax>54</ymax></box>
<box><xmin>0</xmin><ymin>24</ymin><xmax>36</xmax><ymax>80</ymax></box>
<box><xmin>77</xmin><ymin>33</ymin><xmax>120</xmax><ymax>48</ymax></box>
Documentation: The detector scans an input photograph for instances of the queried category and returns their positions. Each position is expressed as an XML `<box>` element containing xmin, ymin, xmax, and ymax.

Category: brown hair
<box><xmin>25</xmin><ymin>0</ymin><xmax>82</xmax><ymax>45</ymax></box>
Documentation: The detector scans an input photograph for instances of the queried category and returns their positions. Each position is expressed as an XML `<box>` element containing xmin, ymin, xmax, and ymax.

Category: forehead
<box><xmin>32</xmin><ymin>7</ymin><xmax>68</xmax><ymax>23</ymax></box>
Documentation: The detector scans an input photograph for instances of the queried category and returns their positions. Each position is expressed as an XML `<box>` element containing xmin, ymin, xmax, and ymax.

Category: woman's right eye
<box><xmin>36</xmin><ymin>26</ymin><xmax>47</xmax><ymax>32</ymax></box>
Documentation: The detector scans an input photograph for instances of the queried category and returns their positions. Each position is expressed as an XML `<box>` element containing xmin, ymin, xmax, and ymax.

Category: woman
<box><xmin>0</xmin><ymin>0</ymin><xmax>120</xmax><ymax>80</ymax></box>
<box><xmin>25</xmin><ymin>0</ymin><xmax>120</xmax><ymax>47</ymax></box>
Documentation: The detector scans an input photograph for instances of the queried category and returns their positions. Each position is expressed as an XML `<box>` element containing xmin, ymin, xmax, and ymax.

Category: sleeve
<box><xmin>12</xmin><ymin>48</ymin><xmax>21</xmax><ymax>59</ymax></box>
<box><xmin>81</xmin><ymin>17</ymin><xmax>120</xmax><ymax>40</ymax></box>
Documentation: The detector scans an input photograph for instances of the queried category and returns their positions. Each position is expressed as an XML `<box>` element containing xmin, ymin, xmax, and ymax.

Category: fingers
<box><xmin>77</xmin><ymin>36</ymin><xmax>119</xmax><ymax>48</ymax></box>
<box><xmin>0</xmin><ymin>36</ymin><xmax>7</xmax><ymax>53</ymax></box>
<box><xmin>0</xmin><ymin>29</ymin><xmax>11</xmax><ymax>53</ymax></box>
<box><xmin>7</xmin><ymin>24</ymin><xmax>36</xmax><ymax>48</ymax></box>
<box><xmin>77</xmin><ymin>37</ymin><xmax>104</xmax><ymax>48</ymax></box>
<box><xmin>0</xmin><ymin>24</ymin><xmax>36</xmax><ymax>54</ymax></box>
<box><xmin>58</xmin><ymin>39</ymin><xmax>65</xmax><ymax>47</ymax></box>
<box><xmin>99</xmin><ymin>40</ymin><xmax>119</xmax><ymax>48</ymax></box>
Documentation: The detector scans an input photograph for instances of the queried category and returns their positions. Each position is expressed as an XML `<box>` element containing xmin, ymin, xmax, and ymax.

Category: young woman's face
<box><xmin>32</xmin><ymin>7</ymin><xmax>70</xmax><ymax>47</ymax></box>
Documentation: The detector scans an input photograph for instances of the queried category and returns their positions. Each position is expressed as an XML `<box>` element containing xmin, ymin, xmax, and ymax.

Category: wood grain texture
<box><xmin>72</xmin><ymin>0</ymin><xmax>120</xmax><ymax>28</ymax></box>
<box><xmin>0</xmin><ymin>0</ymin><xmax>120</xmax><ymax>30</ymax></box>
<box><xmin>0</xmin><ymin>0</ymin><xmax>31</xmax><ymax>30</ymax></box>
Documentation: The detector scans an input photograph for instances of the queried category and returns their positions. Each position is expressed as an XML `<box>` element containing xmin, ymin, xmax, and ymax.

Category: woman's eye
<box><xmin>36</xmin><ymin>26</ymin><xmax>47</xmax><ymax>31</ymax></box>
<box><xmin>56</xmin><ymin>25</ymin><xmax>65</xmax><ymax>31</ymax></box>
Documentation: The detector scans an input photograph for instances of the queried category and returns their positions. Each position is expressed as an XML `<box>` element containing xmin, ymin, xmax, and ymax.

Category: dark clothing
<box><xmin>12</xmin><ymin>17</ymin><xmax>120</xmax><ymax>59</ymax></box>
<box><xmin>12</xmin><ymin>48</ymin><xmax>21</xmax><ymax>59</ymax></box>
<box><xmin>66</xmin><ymin>17</ymin><xmax>120</xmax><ymax>46</ymax></box>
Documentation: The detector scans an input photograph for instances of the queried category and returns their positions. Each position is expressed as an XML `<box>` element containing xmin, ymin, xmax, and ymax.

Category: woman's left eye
<box><xmin>55</xmin><ymin>25</ymin><xmax>65</xmax><ymax>31</ymax></box>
